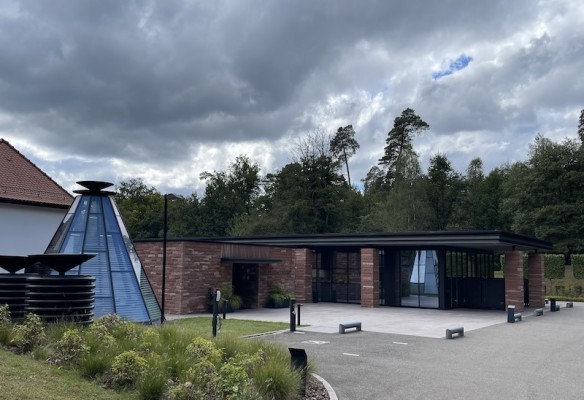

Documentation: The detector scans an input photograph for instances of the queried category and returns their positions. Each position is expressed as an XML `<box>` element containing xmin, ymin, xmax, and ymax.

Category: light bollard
<box><xmin>290</xmin><ymin>298</ymin><xmax>296</xmax><ymax>332</ymax></box>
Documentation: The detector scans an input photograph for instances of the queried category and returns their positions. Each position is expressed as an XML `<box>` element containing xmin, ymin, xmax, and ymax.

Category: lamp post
<box><xmin>161</xmin><ymin>193</ymin><xmax>179</xmax><ymax>324</ymax></box>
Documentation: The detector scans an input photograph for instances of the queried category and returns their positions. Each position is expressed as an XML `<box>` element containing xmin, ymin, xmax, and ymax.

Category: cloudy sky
<box><xmin>1</xmin><ymin>0</ymin><xmax>583</xmax><ymax>195</ymax></box>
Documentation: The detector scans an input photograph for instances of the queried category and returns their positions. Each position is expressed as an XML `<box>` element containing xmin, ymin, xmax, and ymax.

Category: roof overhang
<box><xmin>201</xmin><ymin>231</ymin><xmax>554</xmax><ymax>253</ymax></box>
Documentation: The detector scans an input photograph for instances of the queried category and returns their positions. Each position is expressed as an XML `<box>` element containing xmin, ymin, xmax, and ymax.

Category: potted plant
<box><xmin>266</xmin><ymin>283</ymin><xmax>292</xmax><ymax>308</ymax></box>
<box><xmin>209</xmin><ymin>284</ymin><xmax>243</xmax><ymax>313</ymax></box>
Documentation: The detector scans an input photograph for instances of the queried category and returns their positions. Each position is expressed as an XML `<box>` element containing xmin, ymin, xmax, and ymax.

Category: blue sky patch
<box><xmin>432</xmin><ymin>54</ymin><xmax>473</xmax><ymax>80</ymax></box>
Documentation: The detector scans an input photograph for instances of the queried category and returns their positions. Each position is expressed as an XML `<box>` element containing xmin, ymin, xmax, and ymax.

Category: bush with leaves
<box><xmin>544</xmin><ymin>254</ymin><xmax>565</xmax><ymax>279</ymax></box>
<box><xmin>185</xmin><ymin>337</ymin><xmax>222</xmax><ymax>365</ymax></box>
<box><xmin>109</xmin><ymin>350</ymin><xmax>148</xmax><ymax>387</ymax></box>
<box><xmin>0</xmin><ymin>304</ymin><xmax>11</xmax><ymax>345</ymax></box>
<box><xmin>572</xmin><ymin>254</ymin><xmax>584</xmax><ymax>279</ymax></box>
<box><xmin>0</xmin><ymin>304</ymin><xmax>10</xmax><ymax>326</ymax></box>
<box><xmin>10</xmin><ymin>313</ymin><xmax>46</xmax><ymax>353</ymax></box>
<box><xmin>51</xmin><ymin>328</ymin><xmax>89</xmax><ymax>366</ymax></box>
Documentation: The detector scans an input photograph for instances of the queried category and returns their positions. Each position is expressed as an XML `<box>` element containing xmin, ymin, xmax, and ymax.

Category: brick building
<box><xmin>135</xmin><ymin>231</ymin><xmax>552</xmax><ymax>315</ymax></box>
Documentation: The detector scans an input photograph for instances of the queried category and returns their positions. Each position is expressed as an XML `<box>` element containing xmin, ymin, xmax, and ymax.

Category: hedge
<box><xmin>544</xmin><ymin>254</ymin><xmax>565</xmax><ymax>279</ymax></box>
<box><xmin>572</xmin><ymin>254</ymin><xmax>584</xmax><ymax>279</ymax></box>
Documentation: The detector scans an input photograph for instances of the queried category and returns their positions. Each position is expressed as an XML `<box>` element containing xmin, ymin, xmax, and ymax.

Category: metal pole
<box><xmin>297</xmin><ymin>303</ymin><xmax>302</xmax><ymax>326</ymax></box>
<box><xmin>161</xmin><ymin>195</ymin><xmax>168</xmax><ymax>324</ymax></box>
<box><xmin>290</xmin><ymin>299</ymin><xmax>296</xmax><ymax>332</ymax></box>
<box><xmin>212</xmin><ymin>295</ymin><xmax>218</xmax><ymax>337</ymax></box>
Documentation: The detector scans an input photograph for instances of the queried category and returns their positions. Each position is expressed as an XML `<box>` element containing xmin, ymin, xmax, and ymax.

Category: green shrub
<box><xmin>51</xmin><ymin>328</ymin><xmax>89</xmax><ymax>366</ymax></box>
<box><xmin>544</xmin><ymin>254</ymin><xmax>565</xmax><ymax>279</ymax></box>
<box><xmin>572</xmin><ymin>254</ymin><xmax>584</xmax><ymax>279</ymax></box>
<box><xmin>185</xmin><ymin>337</ymin><xmax>222</xmax><ymax>365</ymax></box>
<box><xmin>0</xmin><ymin>304</ymin><xmax>10</xmax><ymax>326</ymax></box>
<box><xmin>252</xmin><ymin>358</ymin><xmax>300</xmax><ymax>400</ymax></box>
<box><xmin>267</xmin><ymin>283</ymin><xmax>293</xmax><ymax>308</ymax></box>
<box><xmin>211</xmin><ymin>284</ymin><xmax>243</xmax><ymax>311</ymax></box>
<box><xmin>10</xmin><ymin>313</ymin><xmax>46</xmax><ymax>353</ymax></box>
<box><xmin>218</xmin><ymin>363</ymin><xmax>251</xmax><ymax>399</ymax></box>
<box><xmin>110</xmin><ymin>350</ymin><xmax>149</xmax><ymax>387</ymax></box>
<box><xmin>137</xmin><ymin>358</ymin><xmax>167</xmax><ymax>400</ymax></box>
<box><xmin>0</xmin><ymin>304</ymin><xmax>11</xmax><ymax>345</ymax></box>
<box><xmin>158</xmin><ymin>325</ymin><xmax>196</xmax><ymax>379</ymax></box>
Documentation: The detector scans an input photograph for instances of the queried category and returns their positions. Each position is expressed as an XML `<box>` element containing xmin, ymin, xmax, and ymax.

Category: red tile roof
<box><xmin>0</xmin><ymin>138</ymin><xmax>73</xmax><ymax>208</ymax></box>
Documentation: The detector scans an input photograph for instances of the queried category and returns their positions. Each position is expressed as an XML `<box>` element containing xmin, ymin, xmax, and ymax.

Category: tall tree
<box><xmin>450</xmin><ymin>158</ymin><xmax>505</xmax><ymax>230</ymax></box>
<box><xmin>330</xmin><ymin>124</ymin><xmax>360</xmax><ymax>187</ymax></box>
<box><xmin>360</xmin><ymin>149</ymin><xmax>430</xmax><ymax>231</ymax></box>
<box><xmin>199</xmin><ymin>155</ymin><xmax>261</xmax><ymax>236</ymax></box>
<box><xmin>378</xmin><ymin>108</ymin><xmax>429</xmax><ymax>185</ymax></box>
<box><xmin>505</xmin><ymin>135</ymin><xmax>584</xmax><ymax>254</ymax></box>
<box><xmin>115</xmin><ymin>178</ymin><xmax>163</xmax><ymax>239</ymax></box>
<box><xmin>424</xmin><ymin>154</ymin><xmax>461</xmax><ymax>230</ymax></box>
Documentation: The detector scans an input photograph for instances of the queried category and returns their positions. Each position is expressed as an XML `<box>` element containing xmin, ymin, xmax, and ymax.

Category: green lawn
<box><xmin>168</xmin><ymin>316</ymin><xmax>289</xmax><ymax>337</ymax></box>
<box><xmin>0</xmin><ymin>347</ymin><xmax>135</xmax><ymax>400</ymax></box>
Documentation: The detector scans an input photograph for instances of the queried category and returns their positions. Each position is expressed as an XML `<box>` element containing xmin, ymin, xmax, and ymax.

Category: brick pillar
<box><xmin>528</xmin><ymin>252</ymin><xmax>545</xmax><ymax>308</ymax></box>
<box><xmin>504</xmin><ymin>250</ymin><xmax>524</xmax><ymax>312</ymax></box>
<box><xmin>361</xmin><ymin>248</ymin><xmax>379</xmax><ymax>308</ymax></box>
<box><xmin>294</xmin><ymin>249</ymin><xmax>314</xmax><ymax>302</ymax></box>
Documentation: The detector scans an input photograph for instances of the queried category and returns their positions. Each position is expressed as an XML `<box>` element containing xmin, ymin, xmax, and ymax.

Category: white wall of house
<box><xmin>0</xmin><ymin>202</ymin><xmax>66</xmax><ymax>256</ymax></box>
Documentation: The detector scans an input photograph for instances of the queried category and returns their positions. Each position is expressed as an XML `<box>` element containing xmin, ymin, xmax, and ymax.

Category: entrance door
<box><xmin>232</xmin><ymin>264</ymin><xmax>259</xmax><ymax>309</ymax></box>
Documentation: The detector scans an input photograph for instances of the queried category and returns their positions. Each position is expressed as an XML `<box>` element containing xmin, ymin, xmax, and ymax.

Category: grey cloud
<box><xmin>0</xmin><ymin>0</ymin><xmax>582</xmax><ymax>192</ymax></box>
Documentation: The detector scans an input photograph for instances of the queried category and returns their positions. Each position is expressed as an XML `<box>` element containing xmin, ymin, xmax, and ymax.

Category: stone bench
<box><xmin>445</xmin><ymin>326</ymin><xmax>464</xmax><ymax>339</ymax></box>
<box><xmin>339</xmin><ymin>321</ymin><xmax>362</xmax><ymax>334</ymax></box>
<box><xmin>534</xmin><ymin>308</ymin><xmax>543</xmax><ymax>316</ymax></box>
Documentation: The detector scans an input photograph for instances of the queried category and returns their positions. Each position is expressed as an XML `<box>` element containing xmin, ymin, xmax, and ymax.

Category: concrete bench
<box><xmin>534</xmin><ymin>308</ymin><xmax>543</xmax><ymax>316</ymax></box>
<box><xmin>339</xmin><ymin>321</ymin><xmax>362</xmax><ymax>334</ymax></box>
<box><xmin>445</xmin><ymin>326</ymin><xmax>464</xmax><ymax>339</ymax></box>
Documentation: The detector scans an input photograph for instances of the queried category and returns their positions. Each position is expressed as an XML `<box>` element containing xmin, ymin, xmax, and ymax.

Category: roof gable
<box><xmin>0</xmin><ymin>138</ymin><xmax>73</xmax><ymax>208</ymax></box>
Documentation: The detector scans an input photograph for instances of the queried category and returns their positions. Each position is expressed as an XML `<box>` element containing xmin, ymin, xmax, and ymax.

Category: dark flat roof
<box><xmin>141</xmin><ymin>230</ymin><xmax>553</xmax><ymax>252</ymax></box>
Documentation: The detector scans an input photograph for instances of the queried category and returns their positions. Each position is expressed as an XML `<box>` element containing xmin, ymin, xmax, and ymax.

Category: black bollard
<box><xmin>297</xmin><ymin>303</ymin><xmax>302</xmax><ymax>326</ymax></box>
<box><xmin>507</xmin><ymin>305</ymin><xmax>516</xmax><ymax>323</ymax></box>
<box><xmin>223</xmin><ymin>299</ymin><xmax>228</xmax><ymax>320</ymax></box>
<box><xmin>290</xmin><ymin>298</ymin><xmax>296</xmax><ymax>332</ymax></box>
<box><xmin>550</xmin><ymin>298</ymin><xmax>557</xmax><ymax>312</ymax></box>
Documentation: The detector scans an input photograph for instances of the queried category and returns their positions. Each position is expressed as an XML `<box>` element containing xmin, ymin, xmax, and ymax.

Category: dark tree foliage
<box><xmin>424</xmin><ymin>154</ymin><xmax>462</xmax><ymax>230</ymax></box>
<box><xmin>450</xmin><ymin>159</ymin><xmax>506</xmax><ymax>230</ymax></box>
<box><xmin>504</xmin><ymin>135</ymin><xmax>584</xmax><ymax>253</ymax></box>
<box><xmin>115</xmin><ymin>179</ymin><xmax>163</xmax><ymax>239</ymax></box>
<box><xmin>199</xmin><ymin>155</ymin><xmax>261</xmax><ymax>236</ymax></box>
<box><xmin>378</xmin><ymin>108</ymin><xmax>429</xmax><ymax>185</ymax></box>
<box><xmin>330</xmin><ymin>125</ymin><xmax>360</xmax><ymax>187</ymax></box>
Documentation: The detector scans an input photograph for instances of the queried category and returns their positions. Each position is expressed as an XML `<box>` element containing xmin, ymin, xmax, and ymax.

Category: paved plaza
<box><xmin>195</xmin><ymin>302</ymin><xmax>584</xmax><ymax>399</ymax></box>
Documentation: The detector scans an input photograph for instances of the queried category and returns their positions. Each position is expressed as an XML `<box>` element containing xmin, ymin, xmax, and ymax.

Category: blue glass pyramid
<box><xmin>45</xmin><ymin>181</ymin><xmax>161</xmax><ymax>323</ymax></box>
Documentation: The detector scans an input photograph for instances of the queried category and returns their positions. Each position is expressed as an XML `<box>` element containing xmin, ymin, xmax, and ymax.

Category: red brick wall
<box><xmin>528</xmin><ymin>252</ymin><xmax>545</xmax><ymax>308</ymax></box>
<box><xmin>504</xmin><ymin>250</ymin><xmax>524</xmax><ymax>312</ymax></box>
<box><xmin>294</xmin><ymin>249</ymin><xmax>314</xmax><ymax>302</ymax></box>
<box><xmin>135</xmin><ymin>241</ymin><xmax>299</xmax><ymax>314</ymax></box>
<box><xmin>361</xmin><ymin>248</ymin><xmax>379</xmax><ymax>308</ymax></box>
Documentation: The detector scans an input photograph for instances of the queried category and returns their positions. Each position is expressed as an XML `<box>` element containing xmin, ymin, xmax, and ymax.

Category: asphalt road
<box><xmin>256</xmin><ymin>305</ymin><xmax>584</xmax><ymax>400</ymax></box>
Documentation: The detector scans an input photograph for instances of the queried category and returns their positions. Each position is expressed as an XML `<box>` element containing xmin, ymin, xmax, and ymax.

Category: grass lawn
<box><xmin>0</xmin><ymin>347</ymin><xmax>135</xmax><ymax>400</ymax></box>
<box><xmin>168</xmin><ymin>316</ymin><xmax>289</xmax><ymax>337</ymax></box>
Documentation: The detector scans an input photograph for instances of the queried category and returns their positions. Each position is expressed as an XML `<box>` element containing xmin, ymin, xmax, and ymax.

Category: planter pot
<box><xmin>266</xmin><ymin>298</ymin><xmax>290</xmax><ymax>308</ymax></box>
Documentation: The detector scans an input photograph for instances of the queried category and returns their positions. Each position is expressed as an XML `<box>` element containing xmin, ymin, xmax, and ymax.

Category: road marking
<box><xmin>343</xmin><ymin>353</ymin><xmax>360</xmax><ymax>357</ymax></box>
<box><xmin>302</xmin><ymin>340</ymin><xmax>330</xmax><ymax>345</ymax></box>
<box><xmin>392</xmin><ymin>342</ymin><xmax>408</xmax><ymax>345</ymax></box>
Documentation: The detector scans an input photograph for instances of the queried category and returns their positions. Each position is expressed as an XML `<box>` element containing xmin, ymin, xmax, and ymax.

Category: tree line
<box><xmin>116</xmin><ymin>109</ymin><xmax>584</xmax><ymax>256</ymax></box>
